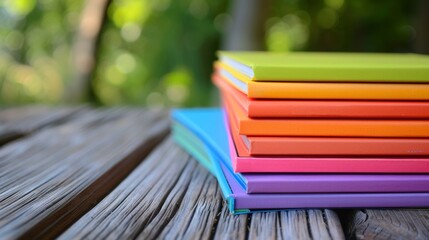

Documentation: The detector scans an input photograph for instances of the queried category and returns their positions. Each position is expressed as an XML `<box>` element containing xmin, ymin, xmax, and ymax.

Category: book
<box><xmin>171</xmin><ymin>108</ymin><xmax>429</xmax><ymax>214</ymax></box>
<box><xmin>242</xmin><ymin>173</ymin><xmax>429</xmax><ymax>194</ymax></box>
<box><xmin>239</xmin><ymin>134</ymin><xmax>429</xmax><ymax>156</ymax></box>
<box><xmin>214</xmin><ymin>64</ymin><xmax>429</xmax><ymax>100</ymax></box>
<box><xmin>222</xmin><ymin>95</ymin><xmax>429</xmax><ymax>156</ymax></box>
<box><xmin>213</xmin><ymin>74</ymin><xmax>429</xmax><ymax>119</ymax></box>
<box><xmin>223</xmin><ymin>92</ymin><xmax>429</xmax><ymax>137</ymax></box>
<box><xmin>218</xmin><ymin>51</ymin><xmax>429</xmax><ymax>82</ymax></box>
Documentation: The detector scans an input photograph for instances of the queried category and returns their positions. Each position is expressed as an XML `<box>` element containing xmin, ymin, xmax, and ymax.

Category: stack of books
<box><xmin>172</xmin><ymin>52</ymin><xmax>429</xmax><ymax>214</ymax></box>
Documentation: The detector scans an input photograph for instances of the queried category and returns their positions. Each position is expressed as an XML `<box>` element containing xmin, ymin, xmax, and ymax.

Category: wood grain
<box><xmin>60</xmin><ymin>138</ymin><xmax>222</xmax><ymax>239</ymax></box>
<box><xmin>0</xmin><ymin>106</ymin><xmax>81</xmax><ymax>145</ymax></box>
<box><xmin>213</xmin><ymin>205</ymin><xmax>248</xmax><ymax>240</ymax></box>
<box><xmin>347</xmin><ymin>209</ymin><xmax>429</xmax><ymax>240</ymax></box>
<box><xmin>0</xmin><ymin>108</ymin><xmax>168</xmax><ymax>239</ymax></box>
<box><xmin>156</xmin><ymin>167</ymin><xmax>221</xmax><ymax>240</ymax></box>
<box><xmin>248</xmin><ymin>210</ymin><xmax>345</xmax><ymax>240</ymax></box>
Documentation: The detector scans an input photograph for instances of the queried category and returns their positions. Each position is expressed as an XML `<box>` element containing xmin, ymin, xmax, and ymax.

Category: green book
<box><xmin>218</xmin><ymin>51</ymin><xmax>429</xmax><ymax>82</ymax></box>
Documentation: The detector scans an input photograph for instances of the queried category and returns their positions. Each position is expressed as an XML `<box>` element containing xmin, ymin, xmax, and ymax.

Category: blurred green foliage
<box><xmin>0</xmin><ymin>0</ymin><xmax>419</xmax><ymax>106</ymax></box>
<box><xmin>96</xmin><ymin>0</ymin><xmax>227</xmax><ymax>107</ymax></box>
<box><xmin>1</xmin><ymin>0</ymin><xmax>82</xmax><ymax>104</ymax></box>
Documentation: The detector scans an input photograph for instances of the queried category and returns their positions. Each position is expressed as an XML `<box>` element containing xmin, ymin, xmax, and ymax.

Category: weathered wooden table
<box><xmin>0</xmin><ymin>106</ymin><xmax>428</xmax><ymax>239</ymax></box>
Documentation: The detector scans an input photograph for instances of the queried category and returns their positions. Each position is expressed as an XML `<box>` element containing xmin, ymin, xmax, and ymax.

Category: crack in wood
<box><xmin>347</xmin><ymin>209</ymin><xmax>429</xmax><ymax>240</ymax></box>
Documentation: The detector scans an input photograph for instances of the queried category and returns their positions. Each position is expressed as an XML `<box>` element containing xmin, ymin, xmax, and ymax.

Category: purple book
<box><xmin>244</xmin><ymin>173</ymin><xmax>429</xmax><ymax>193</ymax></box>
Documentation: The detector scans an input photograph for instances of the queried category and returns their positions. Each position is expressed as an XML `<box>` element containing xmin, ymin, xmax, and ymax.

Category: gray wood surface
<box><xmin>0</xmin><ymin>106</ymin><xmax>81</xmax><ymax>145</ymax></box>
<box><xmin>61</xmin><ymin>137</ymin><xmax>345</xmax><ymax>240</ymax></box>
<box><xmin>1</xmin><ymin>106</ymin><xmax>429</xmax><ymax>240</ymax></box>
<box><xmin>247</xmin><ymin>210</ymin><xmax>344</xmax><ymax>240</ymax></box>
<box><xmin>60</xmin><ymin>138</ymin><xmax>222</xmax><ymax>239</ymax></box>
<box><xmin>214</xmin><ymin>205</ymin><xmax>248</xmax><ymax>240</ymax></box>
<box><xmin>0</xmin><ymin>108</ymin><xmax>169</xmax><ymax>239</ymax></box>
<box><xmin>347</xmin><ymin>209</ymin><xmax>429</xmax><ymax>240</ymax></box>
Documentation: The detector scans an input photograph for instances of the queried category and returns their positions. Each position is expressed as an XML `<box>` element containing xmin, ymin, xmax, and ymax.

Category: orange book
<box><xmin>224</xmin><ymin>105</ymin><xmax>429</xmax><ymax>156</ymax></box>
<box><xmin>213</xmin><ymin>74</ymin><xmax>429</xmax><ymax>119</ymax></box>
<box><xmin>223</xmin><ymin>92</ymin><xmax>429</xmax><ymax>137</ymax></box>
<box><xmin>215</xmin><ymin>63</ymin><xmax>429</xmax><ymax>100</ymax></box>
<box><xmin>242</xmin><ymin>135</ymin><xmax>429</xmax><ymax>156</ymax></box>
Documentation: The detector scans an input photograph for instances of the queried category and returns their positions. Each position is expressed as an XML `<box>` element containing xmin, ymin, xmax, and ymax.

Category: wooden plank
<box><xmin>61</xmin><ymin>140</ymin><xmax>345</xmax><ymax>239</ymax></box>
<box><xmin>0</xmin><ymin>108</ymin><xmax>169</xmax><ymax>239</ymax></box>
<box><xmin>0</xmin><ymin>106</ymin><xmax>82</xmax><ymax>145</ymax></box>
<box><xmin>347</xmin><ymin>209</ymin><xmax>429</xmax><ymax>239</ymax></box>
<box><xmin>156</xmin><ymin>160</ymin><xmax>221</xmax><ymax>240</ymax></box>
<box><xmin>60</xmin><ymin>138</ymin><xmax>222</xmax><ymax>239</ymax></box>
<box><xmin>213</xmin><ymin>206</ymin><xmax>248</xmax><ymax>240</ymax></box>
<box><xmin>63</xmin><ymin>138</ymin><xmax>189</xmax><ymax>239</ymax></box>
<box><xmin>323</xmin><ymin>209</ymin><xmax>346</xmax><ymax>239</ymax></box>
<box><xmin>248</xmin><ymin>212</ymin><xmax>278</xmax><ymax>239</ymax></box>
<box><xmin>247</xmin><ymin>210</ymin><xmax>345</xmax><ymax>240</ymax></box>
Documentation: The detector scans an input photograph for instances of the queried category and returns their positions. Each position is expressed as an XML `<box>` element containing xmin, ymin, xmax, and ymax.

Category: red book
<box><xmin>213</xmin><ymin>74</ymin><xmax>429</xmax><ymax>119</ymax></box>
<box><xmin>222</xmin><ymin>90</ymin><xmax>429</xmax><ymax>138</ymax></box>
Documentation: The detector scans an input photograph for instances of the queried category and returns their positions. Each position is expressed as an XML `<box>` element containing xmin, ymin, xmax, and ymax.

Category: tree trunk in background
<box><xmin>222</xmin><ymin>0</ymin><xmax>271</xmax><ymax>50</ymax></box>
<box><xmin>212</xmin><ymin>0</ymin><xmax>270</xmax><ymax>106</ymax></box>
<box><xmin>415</xmin><ymin>0</ymin><xmax>429</xmax><ymax>54</ymax></box>
<box><xmin>67</xmin><ymin>0</ymin><xmax>112</xmax><ymax>104</ymax></box>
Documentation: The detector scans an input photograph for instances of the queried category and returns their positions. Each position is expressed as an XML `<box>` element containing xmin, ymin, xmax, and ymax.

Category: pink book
<box><xmin>224</xmin><ymin>112</ymin><xmax>429</xmax><ymax>173</ymax></box>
